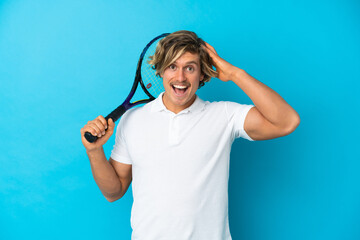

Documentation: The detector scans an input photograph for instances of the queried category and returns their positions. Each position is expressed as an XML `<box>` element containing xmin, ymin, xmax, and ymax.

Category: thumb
<box><xmin>107</xmin><ymin>118</ymin><xmax>115</xmax><ymax>131</ymax></box>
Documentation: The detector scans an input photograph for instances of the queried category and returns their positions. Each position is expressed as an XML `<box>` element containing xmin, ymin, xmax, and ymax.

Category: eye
<box><xmin>186</xmin><ymin>66</ymin><xmax>194</xmax><ymax>72</ymax></box>
<box><xmin>169</xmin><ymin>64</ymin><xmax>176</xmax><ymax>70</ymax></box>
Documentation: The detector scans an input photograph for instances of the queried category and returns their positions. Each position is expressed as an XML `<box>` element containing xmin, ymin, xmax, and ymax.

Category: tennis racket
<box><xmin>84</xmin><ymin>33</ymin><xmax>169</xmax><ymax>143</ymax></box>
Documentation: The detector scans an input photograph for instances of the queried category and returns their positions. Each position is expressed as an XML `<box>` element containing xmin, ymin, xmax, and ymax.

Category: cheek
<box><xmin>163</xmin><ymin>77</ymin><xmax>172</xmax><ymax>91</ymax></box>
<box><xmin>162</xmin><ymin>71</ymin><xmax>173</xmax><ymax>82</ymax></box>
<box><xmin>194</xmin><ymin>81</ymin><xmax>200</xmax><ymax>89</ymax></box>
<box><xmin>191</xmin><ymin>75</ymin><xmax>201</xmax><ymax>86</ymax></box>
<box><xmin>162</xmin><ymin>79</ymin><xmax>169</xmax><ymax>88</ymax></box>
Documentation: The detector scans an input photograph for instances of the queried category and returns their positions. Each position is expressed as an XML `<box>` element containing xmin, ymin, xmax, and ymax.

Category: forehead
<box><xmin>173</xmin><ymin>52</ymin><xmax>200</xmax><ymax>65</ymax></box>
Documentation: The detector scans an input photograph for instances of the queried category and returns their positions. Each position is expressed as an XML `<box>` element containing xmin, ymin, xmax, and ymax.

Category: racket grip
<box><xmin>84</xmin><ymin>131</ymin><xmax>98</xmax><ymax>143</ymax></box>
<box><xmin>105</xmin><ymin>104</ymin><xmax>127</xmax><ymax>122</ymax></box>
<box><xmin>84</xmin><ymin>105</ymin><xmax>127</xmax><ymax>143</ymax></box>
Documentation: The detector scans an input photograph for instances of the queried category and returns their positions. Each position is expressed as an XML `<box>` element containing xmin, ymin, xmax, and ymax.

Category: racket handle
<box><xmin>105</xmin><ymin>104</ymin><xmax>127</xmax><ymax>122</ymax></box>
<box><xmin>84</xmin><ymin>105</ymin><xmax>127</xmax><ymax>143</ymax></box>
<box><xmin>84</xmin><ymin>131</ymin><xmax>99</xmax><ymax>143</ymax></box>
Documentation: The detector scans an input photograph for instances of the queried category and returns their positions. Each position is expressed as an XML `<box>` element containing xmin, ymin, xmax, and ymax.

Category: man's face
<box><xmin>161</xmin><ymin>52</ymin><xmax>204</xmax><ymax>113</ymax></box>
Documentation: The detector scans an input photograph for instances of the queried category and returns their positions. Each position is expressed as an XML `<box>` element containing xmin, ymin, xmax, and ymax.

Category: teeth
<box><xmin>173</xmin><ymin>85</ymin><xmax>187</xmax><ymax>89</ymax></box>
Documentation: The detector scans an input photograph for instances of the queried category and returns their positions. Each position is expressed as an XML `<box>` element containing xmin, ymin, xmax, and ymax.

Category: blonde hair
<box><xmin>148</xmin><ymin>30</ymin><xmax>218</xmax><ymax>88</ymax></box>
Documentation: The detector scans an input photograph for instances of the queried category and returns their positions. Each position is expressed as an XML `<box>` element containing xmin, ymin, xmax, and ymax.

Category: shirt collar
<box><xmin>151</xmin><ymin>92</ymin><xmax>206</xmax><ymax>114</ymax></box>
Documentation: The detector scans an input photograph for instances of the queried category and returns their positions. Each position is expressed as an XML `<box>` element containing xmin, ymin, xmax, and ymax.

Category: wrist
<box><xmin>230</xmin><ymin>67</ymin><xmax>245</xmax><ymax>82</ymax></box>
<box><xmin>86</xmin><ymin>146</ymin><xmax>104</xmax><ymax>155</ymax></box>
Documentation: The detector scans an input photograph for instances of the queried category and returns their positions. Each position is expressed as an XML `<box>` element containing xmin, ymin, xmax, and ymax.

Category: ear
<box><xmin>200</xmin><ymin>74</ymin><xmax>204</xmax><ymax>82</ymax></box>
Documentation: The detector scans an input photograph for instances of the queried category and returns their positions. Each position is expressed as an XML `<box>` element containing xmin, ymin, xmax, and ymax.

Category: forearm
<box><xmin>232</xmin><ymin>68</ymin><xmax>300</xmax><ymax>129</ymax></box>
<box><xmin>86</xmin><ymin>147</ymin><xmax>122</xmax><ymax>199</ymax></box>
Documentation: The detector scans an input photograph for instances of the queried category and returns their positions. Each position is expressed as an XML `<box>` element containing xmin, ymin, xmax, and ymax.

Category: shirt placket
<box><xmin>168</xmin><ymin>114</ymin><xmax>180</xmax><ymax>145</ymax></box>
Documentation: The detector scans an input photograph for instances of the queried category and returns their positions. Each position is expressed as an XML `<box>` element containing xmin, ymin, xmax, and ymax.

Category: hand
<box><xmin>202</xmin><ymin>42</ymin><xmax>241</xmax><ymax>82</ymax></box>
<box><xmin>80</xmin><ymin>115</ymin><xmax>115</xmax><ymax>152</ymax></box>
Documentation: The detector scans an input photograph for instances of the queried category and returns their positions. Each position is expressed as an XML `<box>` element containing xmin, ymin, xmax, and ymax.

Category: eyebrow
<box><xmin>185</xmin><ymin>61</ymin><xmax>199</xmax><ymax>65</ymax></box>
<box><xmin>173</xmin><ymin>60</ymin><xmax>199</xmax><ymax>66</ymax></box>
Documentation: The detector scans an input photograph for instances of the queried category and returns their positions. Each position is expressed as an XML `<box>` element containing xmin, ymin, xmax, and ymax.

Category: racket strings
<box><xmin>141</xmin><ymin>38</ymin><xmax>165</xmax><ymax>98</ymax></box>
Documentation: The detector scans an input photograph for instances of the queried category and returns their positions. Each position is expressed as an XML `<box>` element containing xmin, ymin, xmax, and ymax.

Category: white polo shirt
<box><xmin>111</xmin><ymin>92</ymin><xmax>255</xmax><ymax>240</ymax></box>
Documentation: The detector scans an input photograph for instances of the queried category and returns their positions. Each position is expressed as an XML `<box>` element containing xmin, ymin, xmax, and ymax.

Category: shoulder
<box><xmin>197</xmin><ymin>100</ymin><xmax>228</xmax><ymax>120</ymax></box>
<box><xmin>202</xmin><ymin>100</ymin><xmax>233</xmax><ymax>112</ymax></box>
<box><xmin>201</xmin><ymin>99</ymin><xmax>224</xmax><ymax>108</ymax></box>
<box><xmin>202</xmin><ymin>100</ymin><xmax>254</xmax><ymax>119</ymax></box>
<box><xmin>222</xmin><ymin>101</ymin><xmax>254</xmax><ymax>111</ymax></box>
<box><xmin>119</xmin><ymin>103</ymin><xmax>151</xmax><ymax>126</ymax></box>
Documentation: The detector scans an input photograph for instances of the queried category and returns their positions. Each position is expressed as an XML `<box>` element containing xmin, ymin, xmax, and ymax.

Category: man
<box><xmin>80</xmin><ymin>30</ymin><xmax>300</xmax><ymax>240</ymax></box>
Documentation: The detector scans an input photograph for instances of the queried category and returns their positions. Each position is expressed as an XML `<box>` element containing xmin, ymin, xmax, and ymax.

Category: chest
<box><xmin>124</xmin><ymin>110</ymin><xmax>231</xmax><ymax>167</ymax></box>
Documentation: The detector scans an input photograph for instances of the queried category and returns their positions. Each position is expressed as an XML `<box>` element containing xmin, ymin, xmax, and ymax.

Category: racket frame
<box><xmin>84</xmin><ymin>33</ymin><xmax>169</xmax><ymax>143</ymax></box>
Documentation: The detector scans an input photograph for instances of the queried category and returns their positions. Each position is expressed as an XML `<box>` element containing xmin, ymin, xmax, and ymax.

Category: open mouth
<box><xmin>172</xmin><ymin>84</ymin><xmax>189</xmax><ymax>96</ymax></box>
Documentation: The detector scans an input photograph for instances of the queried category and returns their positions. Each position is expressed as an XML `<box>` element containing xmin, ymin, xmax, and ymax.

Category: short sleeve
<box><xmin>110</xmin><ymin>117</ymin><xmax>132</xmax><ymax>164</ymax></box>
<box><xmin>225</xmin><ymin>101</ymin><xmax>255</xmax><ymax>141</ymax></box>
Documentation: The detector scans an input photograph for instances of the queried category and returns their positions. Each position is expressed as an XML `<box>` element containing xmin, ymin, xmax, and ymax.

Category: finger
<box><xmin>103</xmin><ymin>118</ymin><xmax>115</xmax><ymax>137</ymax></box>
<box><xmin>204</xmin><ymin>42</ymin><xmax>217</xmax><ymax>54</ymax></box>
<box><xmin>87</xmin><ymin>122</ymin><xmax>103</xmax><ymax>137</ymax></box>
<box><xmin>201</xmin><ymin>42</ymin><xmax>211</xmax><ymax>52</ymax></box>
<box><xmin>97</xmin><ymin>115</ymin><xmax>108</xmax><ymax>129</ymax></box>
<box><xmin>108</xmin><ymin>118</ymin><xmax>115</xmax><ymax>131</ymax></box>
<box><xmin>93</xmin><ymin>119</ymin><xmax>106</xmax><ymax>136</ymax></box>
<box><xmin>205</xmin><ymin>48</ymin><xmax>221</xmax><ymax>66</ymax></box>
<box><xmin>82</xmin><ymin>123</ymin><xmax>100</xmax><ymax>137</ymax></box>
<box><xmin>203</xmin><ymin>45</ymin><xmax>218</xmax><ymax>60</ymax></box>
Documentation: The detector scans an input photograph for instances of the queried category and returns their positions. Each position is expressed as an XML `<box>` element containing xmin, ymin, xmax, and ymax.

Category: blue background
<box><xmin>1</xmin><ymin>0</ymin><xmax>359</xmax><ymax>239</ymax></box>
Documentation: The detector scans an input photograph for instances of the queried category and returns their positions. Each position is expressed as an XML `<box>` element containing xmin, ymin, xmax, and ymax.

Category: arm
<box><xmin>203</xmin><ymin>42</ymin><xmax>300</xmax><ymax>140</ymax></box>
<box><xmin>108</xmin><ymin>157</ymin><xmax>132</xmax><ymax>202</ymax></box>
<box><xmin>81</xmin><ymin>116</ymin><xmax>132</xmax><ymax>202</ymax></box>
<box><xmin>233</xmin><ymin>69</ymin><xmax>300</xmax><ymax>140</ymax></box>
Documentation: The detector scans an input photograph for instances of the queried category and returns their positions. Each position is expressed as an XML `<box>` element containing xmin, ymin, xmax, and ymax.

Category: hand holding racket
<box><xmin>83</xmin><ymin>33</ymin><xmax>169</xmax><ymax>143</ymax></box>
<box><xmin>80</xmin><ymin>116</ymin><xmax>115</xmax><ymax>151</ymax></box>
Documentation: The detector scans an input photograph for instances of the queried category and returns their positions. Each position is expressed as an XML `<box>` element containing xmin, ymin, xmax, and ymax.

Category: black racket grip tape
<box><xmin>105</xmin><ymin>104</ymin><xmax>127</xmax><ymax>122</ymax></box>
<box><xmin>84</xmin><ymin>105</ymin><xmax>127</xmax><ymax>143</ymax></box>
<box><xmin>84</xmin><ymin>132</ymin><xmax>98</xmax><ymax>143</ymax></box>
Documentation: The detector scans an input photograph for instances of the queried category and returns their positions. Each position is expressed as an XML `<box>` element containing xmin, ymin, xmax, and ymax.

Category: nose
<box><xmin>176</xmin><ymin>69</ymin><xmax>186</xmax><ymax>82</ymax></box>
